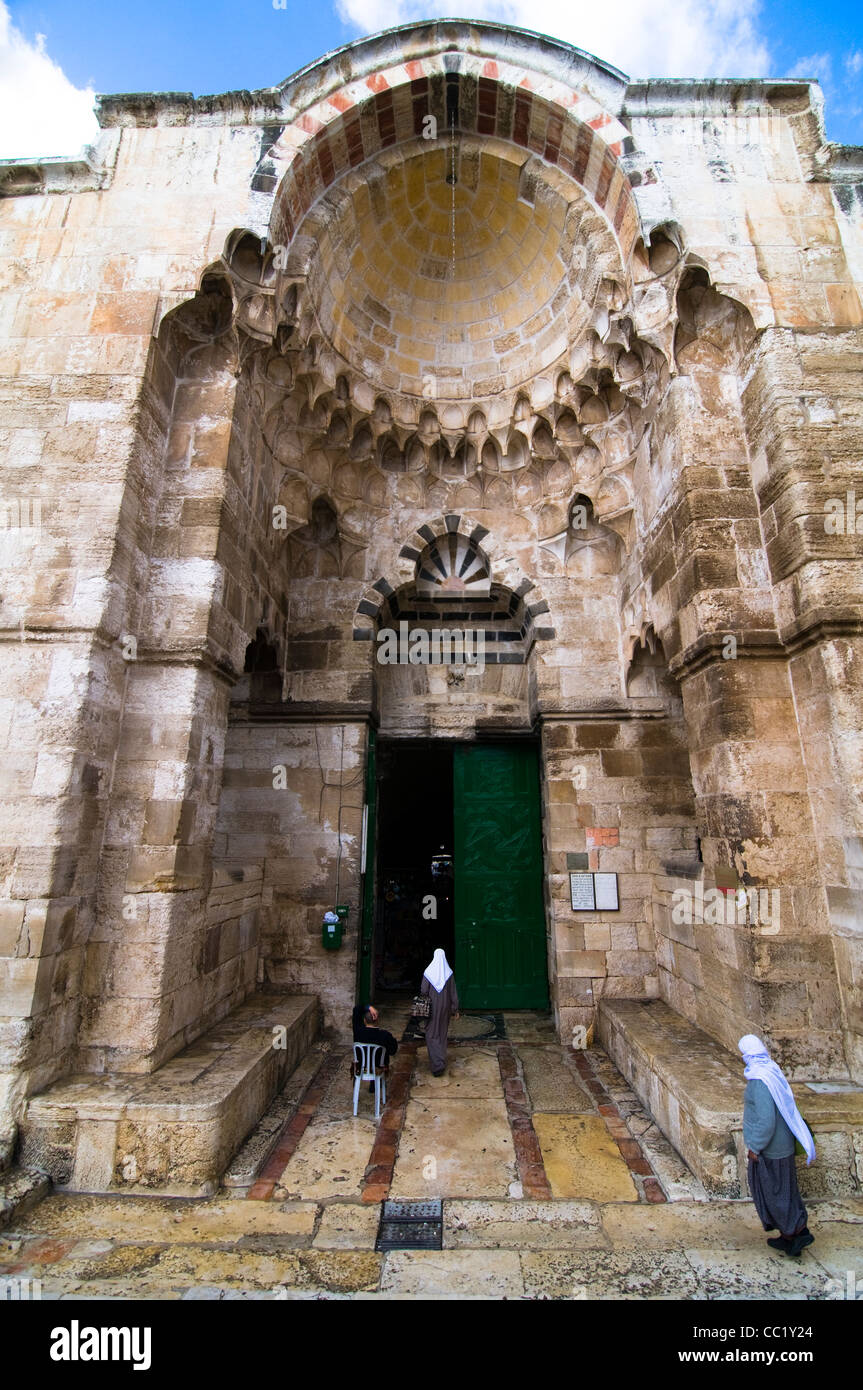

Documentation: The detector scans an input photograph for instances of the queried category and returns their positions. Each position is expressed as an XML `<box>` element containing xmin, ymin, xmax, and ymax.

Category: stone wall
<box><xmin>213</xmin><ymin>718</ymin><xmax>366</xmax><ymax>1036</ymax></box>
<box><xmin>1</xmin><ymin>23</ymin><xmax>862</xmax><ymax>1162</ymax></box>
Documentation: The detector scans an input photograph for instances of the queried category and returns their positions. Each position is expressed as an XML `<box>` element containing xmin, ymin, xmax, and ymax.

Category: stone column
<box><xmin>651</xmin><ymin>357</ymin><xmax>848</xmax><ymax>1078</ymax></box>
<box><xmin>743</xmin><ymin>326</ymin><xmax>863</xmax><ymax>1078</ymax></box>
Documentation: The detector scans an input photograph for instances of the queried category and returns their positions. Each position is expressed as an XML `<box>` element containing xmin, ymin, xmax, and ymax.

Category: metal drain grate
<box><xmin>375</xmin><ymin>1199</ymin><xmax>443</xmax><ymax>1251</ymax></box>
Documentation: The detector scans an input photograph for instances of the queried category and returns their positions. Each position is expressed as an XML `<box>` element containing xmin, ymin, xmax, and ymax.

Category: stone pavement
<box><xmin>2</xmin><ymin>1011</ymin><xmax>861</xmax><ymax>1300</ymax></box>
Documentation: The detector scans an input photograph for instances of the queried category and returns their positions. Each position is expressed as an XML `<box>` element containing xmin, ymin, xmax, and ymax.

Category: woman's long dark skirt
<box><xmin>748</xmin><ymin>1153</ymin><xmax>808</xmax><ymax>1236</ymax></box>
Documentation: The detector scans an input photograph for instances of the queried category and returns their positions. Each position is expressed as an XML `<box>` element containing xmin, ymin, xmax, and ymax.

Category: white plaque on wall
<box><xmin>594</xmin><ymin>872</ymin><xmax>619</xmax><ymax>911</ymax></box>
<box><xmin>569</xmin><ymin>873</ymin><xmax>596</xmax><ymax>910</ymax></box>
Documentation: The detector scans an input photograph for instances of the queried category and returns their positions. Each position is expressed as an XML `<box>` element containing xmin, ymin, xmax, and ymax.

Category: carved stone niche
<box><xmin>626</xmin><ymin>627</ymin><xmax>682</xmax><ymax>712</ymax></box>
<box><xmin>240</xmin><ymin>626</ymin><xmax>283</xmax><ymax>706</ymax></box>
<box><xmin>540</xmin><ymin>493</ymin><xmax>624</xmax><ymax>577</ymax></box>
<box><xmin>285</xmin><ymin>495</ymin><xmax>367</xmax><ymax>580</ymax></box>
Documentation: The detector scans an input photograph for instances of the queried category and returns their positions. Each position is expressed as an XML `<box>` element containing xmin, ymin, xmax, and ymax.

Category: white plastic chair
<box><xmin>352</xmin><ymin>1042</ymin><xmax>387</xmax><ymax>1119</ymax></box>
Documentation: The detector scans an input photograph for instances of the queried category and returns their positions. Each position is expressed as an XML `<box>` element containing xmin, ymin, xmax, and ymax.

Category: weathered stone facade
<box><xmin>1</xmin><ymin>21</ymin><xmax>861</xmax><ymax>1186</ymax></box>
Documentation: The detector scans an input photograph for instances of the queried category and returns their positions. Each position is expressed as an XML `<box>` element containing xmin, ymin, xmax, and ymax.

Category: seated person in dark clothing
<box><xmin>351</xmin><ymin>1004</ymin><xmax>399</xmax><ymax>1078</ymax></box>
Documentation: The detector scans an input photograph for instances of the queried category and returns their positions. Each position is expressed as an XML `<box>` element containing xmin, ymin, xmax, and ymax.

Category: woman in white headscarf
<box><xmin>421</xmin><ymin>948</ymin><xmax>459</xmax><ymax>1077</ymax></box>
<box><xmin>739</xmin><ymin>1034</ymin><xmax>815</xmax><ymax>1257</ymax></box>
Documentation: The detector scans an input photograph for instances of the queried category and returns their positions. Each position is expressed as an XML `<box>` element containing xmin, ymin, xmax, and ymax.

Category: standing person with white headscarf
<box><xmin>739</xmin><ymin>1034</ymin><xmax>816</xmax><ymax>1257</ymax></box>
<box><xmin>421</xmin><ymin>948</ymin><xmax>459</xmax><ymax>1077</ymax></box>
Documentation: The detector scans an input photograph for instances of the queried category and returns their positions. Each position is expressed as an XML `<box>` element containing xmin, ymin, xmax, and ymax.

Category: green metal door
<box><xmin>453</xmin><ymin>743</ymin><xmax>549</xmax><ymax>1009</ymax></box>
<box><xmin>358</xmin><ymin>727</ymin><xmax>376</xmax><ymax>1003</ymax></box>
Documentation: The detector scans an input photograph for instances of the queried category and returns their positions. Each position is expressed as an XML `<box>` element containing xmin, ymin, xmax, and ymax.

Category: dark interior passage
<box><xmin>373</xmin><ymin>741</ymin><xmax>454</xmax><ymax>995</ymax></box>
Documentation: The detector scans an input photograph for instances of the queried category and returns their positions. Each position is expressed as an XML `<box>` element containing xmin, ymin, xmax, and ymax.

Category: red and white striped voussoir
<box><xmin>265</xmin><ymin>49</ymin><xmax>638</xmax><ymax>255</ymax></box>
<box><xmin>293</xmin><ymin>53</ymin><xmax>629</xmax><ymax>157</ymax></box>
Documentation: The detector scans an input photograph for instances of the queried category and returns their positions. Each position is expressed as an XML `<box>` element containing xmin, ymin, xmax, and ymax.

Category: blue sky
<box><xmin>1</xmin><ymin>0</ymin><xmax>861</xmax><ymax>157</ymax></box>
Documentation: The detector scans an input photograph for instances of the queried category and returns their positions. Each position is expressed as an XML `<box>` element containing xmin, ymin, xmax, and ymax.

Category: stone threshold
<box><xmin>599</xmin><ymin>998</ymin><xmax>863</xmax><ymax>1198</ymax></box>
<box><xmin>19</xmin><ymin>993</ymin><xmax>320</xmax><ymax>1198</ymax></box>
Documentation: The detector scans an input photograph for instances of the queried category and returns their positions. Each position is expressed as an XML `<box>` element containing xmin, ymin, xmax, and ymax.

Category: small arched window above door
<box><xmin>414</xmin><ymin>530</ymin><xmax>492</xmax><ymax>600</ymax></box>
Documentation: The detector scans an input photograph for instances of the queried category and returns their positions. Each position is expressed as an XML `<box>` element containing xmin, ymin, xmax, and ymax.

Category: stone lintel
<box><xmin>245</xmin><ymin>701</ymin><xmax>374</xmax><ymax>721</ymax></box>
<box><xmin>539</xmin><ymin>701</ymin><xmax>668</xmax><ymax>721</ymax></box>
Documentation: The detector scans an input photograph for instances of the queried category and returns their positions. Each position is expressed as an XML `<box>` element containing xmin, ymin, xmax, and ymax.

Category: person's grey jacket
<box><xmin>743</xmin><ymin>1077</ymin><xmax>795</xmax><ymax>1158</ymax></box>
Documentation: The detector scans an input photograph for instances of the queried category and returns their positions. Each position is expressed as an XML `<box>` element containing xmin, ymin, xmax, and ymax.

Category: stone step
<box><xmin>598</xmin><ymin>998</ymin><xmax>863</xmax><ymax>1197</ymax></box>
<box><xmin>0</xmin><ymin>1166</ymin><xmax>52</xmax><ymax>1231</ymax></box>
<box><xmin>221</xmin><ymin>1042</ymin><xmax>334</xmax><ymax>1191</ymax></box>
<box><xmin>19</xmin><ymin>993</ymin><xmax>320</xmax><ymax>1198</ymax></box>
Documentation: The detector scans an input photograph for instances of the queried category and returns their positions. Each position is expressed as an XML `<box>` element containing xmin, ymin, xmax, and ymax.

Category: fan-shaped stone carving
<box><xmin>414</xmin><ymin>531</ymin><xmax>492</xmax><ymax>599</ymax></box>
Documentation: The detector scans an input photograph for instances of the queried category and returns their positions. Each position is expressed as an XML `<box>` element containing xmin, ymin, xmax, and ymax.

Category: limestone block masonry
<box><xmin>19</xmin><ymin>995</ymin><xmax>319</xmax><ymax>1196</ymax></box>
<box><xmin>599</xmin><ymin>999</ymin><xmax>863</xmax><ymax>1197</ymax></box>
<box><xmin>0</xmin><ymin>19</ymin><xmax>862</xmax><ymax>1193</ymax></box>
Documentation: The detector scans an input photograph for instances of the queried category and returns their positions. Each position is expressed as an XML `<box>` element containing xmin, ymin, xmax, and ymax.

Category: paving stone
<box><xmin>601</xmin><ymin>1199</ymin><xmax>764</xmax><ymax>1249</ymax></box>
<box><xmin>445</xmin><ymin>1199</ymin><xmax>607</xmax><ymax>1249</ymax></box>
<box><xmin>275</xmin><ymin>1118</ymin><xmax>376</xmax><ymax>1200</ymax></box>
<box><xmin>313</xmin><ymin>1202</ymin><xmax>381</xmax><ymax>1249</ymax></box>
<box><xmin>39</xmin><ymin>1242</ymin><xmax>383</xmax><ymax>1294</ymax></box>
<box><xmin>521</xmin><ymin>1248</ymin><xmax>701</xmax><ymax>1299</ymax></box>
<box><xmin>9</xmin><ymin>1193</ymin><xmax>318</xmax><ymax>1244</ymax></box>
<box><xmin>223</xmin><ymin>1048</ymin><xmax>329</xmax><ymax>1187</ymax></box>
<box><xmin>391</xmin><ymin>1098</ymin><xmax>517</xmax><ymax>1199</ymax></box>
<box><xmin>794</xmin><ymin>1228</ymin><xmax>863</xmax><ymax>1285</ymax></box>
<box><xmin>517</xmin><ymin>1047</ymin><xmax>594</xmax><ymax>1113</ymax></box>
<box><xmin>533</xmin><ymin>1114</ymin><xmax>639</xmax><ymax>1202</ymax></box>
<box><xmin>682</xmin><ymin>1248</ymin><xmax>831</xmax><ymax>1300</ymax></box>
<box><xmin>502</xmin><ymin>1014</ymin><xmax>558</xmax><ymax>1046</ymax></box>
<box><xmin>410</xmin><ymin>1048</ymin><xmax>502</xmax><ymax>1099</ymax></box>
<box><xmin>381</xmin><ymin>1249</ymin><xmax>524</xmax><ymax>1297</ymax></box>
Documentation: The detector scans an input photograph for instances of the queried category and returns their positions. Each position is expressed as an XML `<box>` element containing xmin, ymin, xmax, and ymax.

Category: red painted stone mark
<box><xmin>247</xmin><ymin>1050</ymin><xmax>342</xmax><ymax>1200</ymax></box>
<box><xmin>405</xmin><ymin>60</ymin><xmax>425</xmax><ymax>80</ymax></box>
<box><xmin>498</xmin><ymin>1044</ymin><xmax>553</xmax><ymax>1200</ymax></box>
<box><xmin>2</xmin><ymin>1237</ymin><xmax>76</xmax><ymax>1272</ymax></box>
<box><xmin>360</xmin><ymin>1041</ymin><xmax>417</xmax><ymax>1205</ymax></box>
<box><xmin>328</xmin><ymin>91</ymin><xmax>353</xmax><ymax>113</ymax></box>
<box><xmin>643</xmin><ymin>1177</ymin><xmax>666</xmax><ymax>1203</ymax></box>
<box><xmin>366</xmin><ymin>72</ymin><xmax>389</xmax><ymax>93</ymax></box>
<box><xmin>482</xmin><ymin>60</ymin><xmax>499</xmax><ymax>78</ymax></box>
<box><xmin>586</xmin><ymin>827</ymin><xmax>619</xmax><ymax>849</ymax></box>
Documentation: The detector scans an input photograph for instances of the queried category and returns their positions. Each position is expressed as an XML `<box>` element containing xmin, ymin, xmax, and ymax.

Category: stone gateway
<box><xmin>0</xmin><ymin>21</ymin><xmax>862</xmax><ymax>1198</ymax></box>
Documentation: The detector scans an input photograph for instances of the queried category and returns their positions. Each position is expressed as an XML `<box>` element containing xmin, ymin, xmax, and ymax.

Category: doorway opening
<box><xmin>373</xmin><ymin>741</ymin><xmax>454</xmax><ymax>995</ymax></box>
<box><xmin>371</xmin><ymin>738</ymin><xmax>549</xmax><ymax>1010</ymax></box>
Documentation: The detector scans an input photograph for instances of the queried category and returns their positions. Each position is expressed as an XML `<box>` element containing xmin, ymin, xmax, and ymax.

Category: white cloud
<box><xmin>787</xmin><ymin>52</ymin><xmax>833</xmax><ymax>85</ymax></box>
<box><xmin>334</xmin><ymin>0</ymin><xmax>771</xmax><ymax>79</ymax></box>
<box><xmin>845</xmin><ymin>50</ymin><xmax>863</xmax><ymax>77</ymax></box>
<box><xmin>0</xmin><ymin>3</ymin><xmax>99</xmax><ymax>160</ymax></box>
